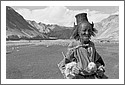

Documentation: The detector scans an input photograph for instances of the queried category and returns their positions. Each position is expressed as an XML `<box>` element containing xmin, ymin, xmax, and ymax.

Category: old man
<box><xmin>58</xmin><ymin>13</ymin><xmax>108</xmax><ymax>79</ymax></box>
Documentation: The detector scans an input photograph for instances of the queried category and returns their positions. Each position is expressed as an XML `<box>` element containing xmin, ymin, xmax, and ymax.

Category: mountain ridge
<box><xmin>6</xmin><ymin>6</ymin><xmax>48</xmax><ymax>39</ymax></box>
<box><xmin>6</xmin><ymin>6</ymin><xmax>119</xmax><ymax>41</ymax></box>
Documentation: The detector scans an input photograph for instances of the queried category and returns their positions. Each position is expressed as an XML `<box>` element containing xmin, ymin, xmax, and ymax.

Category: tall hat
<box><xmin>75</xmin><ymin>13</ymin><xmax>89</xmax><ymax>25</ymax></box>
<box><xmin>72</xmin><ymin>13</ymin><xmax>97</xmax><ymax>38</ymax></box>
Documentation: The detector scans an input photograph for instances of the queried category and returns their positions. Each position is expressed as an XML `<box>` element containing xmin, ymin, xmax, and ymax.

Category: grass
<box><xmin>6</xmin><ymin>40</ymin><xmax>119</xmax><ymax>79</ymax></box>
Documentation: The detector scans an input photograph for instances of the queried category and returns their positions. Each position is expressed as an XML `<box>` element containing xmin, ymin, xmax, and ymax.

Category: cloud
<box><xmin>16</xmin><ymin>6</ymin><xmax>111</xmax><ymax>27</ymax></box>
<box><xmin>111</xmin><ymin>11</ymin><xmax>119</xmax><ymax>15</ymax></box>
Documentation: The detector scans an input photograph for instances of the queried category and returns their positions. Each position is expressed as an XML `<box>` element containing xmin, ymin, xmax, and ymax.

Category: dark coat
<box><xmin>58</xmin><ymin>40</ymin><xmax>107</xmax><ymax>79</ymax></box>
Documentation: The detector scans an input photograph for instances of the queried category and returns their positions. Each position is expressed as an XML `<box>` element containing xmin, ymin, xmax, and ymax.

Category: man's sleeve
<box><xmin>94</xmin><ymin>50</ymin><xmax>107</xmax><ymax>78</ymax></box>
<box><xmin>94</xmin><ymin>51</ymin><xmax>105</xmax><ymax>68</ymax></box>
<box><xmin>57</xmin><ymin>41</ymin><xmax>76</xmax><ymax>73</ymax></box>
<box><xmin>65</xmin><ymin>42</ymin><xmax>76</xmax><ymax>64</ymax></box>
<box><xmin>91</xmin><ymin>42</ymin><xmax>105</xmax><ymax>68</ymax></box>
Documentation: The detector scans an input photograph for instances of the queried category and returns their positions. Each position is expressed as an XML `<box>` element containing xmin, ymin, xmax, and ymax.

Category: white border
<box><xmin>1</xmin><ymin>1</ymin><xmax>124</xmax><ymax>84</ymax></box>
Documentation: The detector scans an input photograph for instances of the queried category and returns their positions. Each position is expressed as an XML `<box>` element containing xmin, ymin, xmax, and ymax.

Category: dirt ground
<box><xmin>6</xmin><ymin>40</ymin><xmax>119</xmax><ymax>79</ymax></box>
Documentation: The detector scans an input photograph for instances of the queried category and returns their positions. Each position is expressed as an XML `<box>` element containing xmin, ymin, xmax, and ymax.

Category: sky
<box><xmin>12</xmin><ymin>6</ymin><xmax>119</xmax><ymax>27</ymax></box>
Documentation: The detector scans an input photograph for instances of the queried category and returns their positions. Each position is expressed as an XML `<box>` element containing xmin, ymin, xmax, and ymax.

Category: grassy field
<box><xmin>6</xmin><ymin>40</ymin><xmax>119</xmax><ymax>79</ymax></box>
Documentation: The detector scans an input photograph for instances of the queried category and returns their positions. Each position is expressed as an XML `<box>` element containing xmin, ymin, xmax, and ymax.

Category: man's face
<box><xmin>79</xmin><ymin>23</ymin><xmax>92</xmax><ymax>42</ymax></box>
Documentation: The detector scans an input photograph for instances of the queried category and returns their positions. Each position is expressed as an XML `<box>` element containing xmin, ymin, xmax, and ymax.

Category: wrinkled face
<box><xmin>78</xmin><ymin>23</ymin><xmax>93</xmax><ymax>42</ymax></box>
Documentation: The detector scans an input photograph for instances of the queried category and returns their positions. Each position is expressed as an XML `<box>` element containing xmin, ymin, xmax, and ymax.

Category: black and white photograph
<box><xmin>1</xmin><ymin>1</ymin><xmax>124</xmax><ymax>84</ymax></box>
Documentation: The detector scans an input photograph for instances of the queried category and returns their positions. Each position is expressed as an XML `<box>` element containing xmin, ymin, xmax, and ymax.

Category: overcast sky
<box><xmin>11</xmin><ymin>6</ymin><xmax>119</xmax><ymax>27</ymax></box>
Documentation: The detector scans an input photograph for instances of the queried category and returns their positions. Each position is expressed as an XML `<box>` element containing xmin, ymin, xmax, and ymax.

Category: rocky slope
<box><xmin>27</xmin><ymin>20</ymin><xmax>73</xmax><ymax>39</ymax></box>
<box><xmin>6</xmin><ymin>6</ymin><xmax>48</xmax><ymax>39</ymax></box>
<box><xmin>94</xmin><ymin>14</ymin><xmax>119</xmax><ymax>41</ymax></box>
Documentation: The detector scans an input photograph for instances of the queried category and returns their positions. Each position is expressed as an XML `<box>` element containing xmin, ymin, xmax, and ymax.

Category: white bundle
<box><xmin>64</xmin><ymin>62</ymin><xmax>79</xmax><ymax>79</ymax></box>
<box><xmin>87</xmin><ymin>62</ymin><xmax>97</xmax><ymax>73</ymax></box>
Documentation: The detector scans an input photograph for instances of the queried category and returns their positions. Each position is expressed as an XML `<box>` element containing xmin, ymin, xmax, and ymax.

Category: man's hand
<box><xmin>72</xmin><ymin>66</ymin><xmax>80</xmax><ymax>74</ymax></box>
<box><xmin>96</xmin><ymin>65</ymin><xmax>105</xmax><ymax>77</ymax></box>
<box><xmin>96</xmin><ymin>69</ymin><xmax>104</xmax><ymax>77</ymax></box>
<box><xmin>98</xmin><ymin>65</ymin><xmax>105</xmax><ymax>71</ymax></box>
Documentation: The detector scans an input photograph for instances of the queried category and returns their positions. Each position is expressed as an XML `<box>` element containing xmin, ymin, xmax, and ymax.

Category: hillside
<box><xmin>94</xmin><ymin>14</ymin><xmax>119</xmax><ymax>41</ymax></box>
<box><xmin>27</xmin><ymin>20</ymin><xmax>73</xmax><ymax>39</ymax></box>
<box><xmin>6</xmin><ymin>6</ymin><xmax>48</xmax><ymax>39</ymax></box>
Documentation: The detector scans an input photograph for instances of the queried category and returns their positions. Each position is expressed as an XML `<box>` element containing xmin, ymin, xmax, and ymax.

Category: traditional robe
<box><xmin>58</xmin><ymin>40</ymin><xmax>106</xmax><ymax>79</ymax></box>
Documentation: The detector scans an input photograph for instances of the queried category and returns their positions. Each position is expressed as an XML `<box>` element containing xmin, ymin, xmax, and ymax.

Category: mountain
<box><xmin>6</xmin><ymin>6</ymin><xmax>119</xmax><ymax>41</ymax></box>
<box><xmin>27</xmin><ymin>20</ymin><xmax>73</xmax><ymax>39</ymax></box>
<box><xmin>27</xmin><ymin>14</ymin><xmax>119</xmax><ymax>40</ymax></box>
<box><xmin>6</xmin><ymin>6</ymin><xmax>48</xmax><ymax>39</ymax></box>
<box><xmin>47</xmin><ymin>25</ymin><xmax>73</xmax><ymax>39</ymax></box>
<box><xmin>47</xmin><ymin>28</ymin><xmax>72</xmax><ymax>39</ymax></box>
<box><xmin>27</xmin><ymin>20</ymin><xmax>51</xmax><ymax>33</ymax></box>
<box><xmin>94</xmin><ymin>14</ymin><xmax>119</xmax><ymax>41</ymax></box>
<box><xmin>46</xmin><ymin>14</ymin><xmax>119</xmax><ymax>40</ymax></box>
